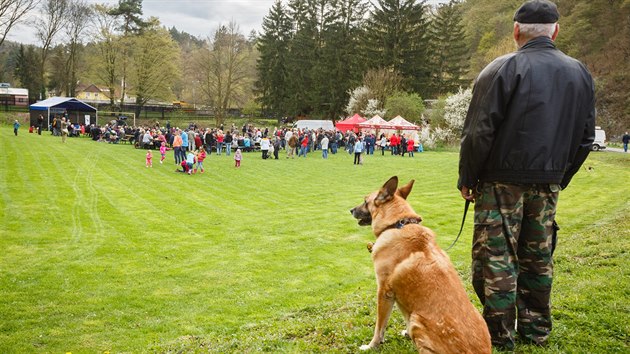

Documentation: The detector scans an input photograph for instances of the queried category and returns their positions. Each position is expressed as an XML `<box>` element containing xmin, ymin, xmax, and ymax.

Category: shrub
<box><xmin>443</xmin><ymin>87</ymin><xmax>472</xmax><ymax>137</ymax></box>
<box><xmin>420</xmin><ymin>88</ymin><xmax>472</xmax><ymax>148</ymax></box>
<box><xmin>345</xmin><ymin>86</ymin><xmax>371</xmax><ymax>116</ymax></box>
<box><xmin>384</xmin><ymin>91</ymin><xmax>425</xmax><ymax>121</ymax></box>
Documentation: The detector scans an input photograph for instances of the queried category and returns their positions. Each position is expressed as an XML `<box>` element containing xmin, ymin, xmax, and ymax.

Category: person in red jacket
<box><xmin>195</xmin><ymin>148</ymin><xmax>207</xmax><ymax>173</ymax></box>
<box><xmin>216</xmin><ymin>131</ymin><xmax>224</xmax><ymax>155</ymax></box>
<box><xmin>389</xmin><ymin>134</ymin><xmax>398</xmax><ymax>155</ymax></box>
<box><xmin>406</xmin><ymin>137</ymin><xmax>415</xmax><ymax>157</ymax></box>
<box><xmin>299</xmin><ymin>134</ymin><xmax>309</xmax><ymax>157</ymax></box>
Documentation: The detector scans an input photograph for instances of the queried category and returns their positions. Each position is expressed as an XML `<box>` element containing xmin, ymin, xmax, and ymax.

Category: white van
<box><xmin>293</xmin><ymin>120</ymin><xmax>334</xmax><ymax>131</ymax></box>
<box><xmin>592</xmin><ymin>127</ymin><xmax>607</xmax><ymax>151</ymax></box>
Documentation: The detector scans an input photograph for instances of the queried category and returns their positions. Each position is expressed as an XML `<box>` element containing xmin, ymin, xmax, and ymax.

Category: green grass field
<box><xmin>1</xmin><ymin>126</ymin><xmax>628</xmax><ymax>353</ymax></box>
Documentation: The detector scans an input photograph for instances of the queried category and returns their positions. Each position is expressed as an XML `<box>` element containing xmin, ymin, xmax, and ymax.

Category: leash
<box><xmin>444</xmin><ymin>199</ymin><xmax>471</xmax><ymax>252</ymax></box>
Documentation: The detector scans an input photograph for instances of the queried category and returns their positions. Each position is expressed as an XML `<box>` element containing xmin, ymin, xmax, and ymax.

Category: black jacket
<box><xmin>458</xmin><ymin>37</ymin><xmax>595</xmax><ymax>190</ymax></box>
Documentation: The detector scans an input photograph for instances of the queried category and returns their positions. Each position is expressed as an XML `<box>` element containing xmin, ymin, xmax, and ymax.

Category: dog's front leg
<box><xmin>360</xmin><ymin>287</ymin><xmax>395</xmax><ymax>351</ymax></box>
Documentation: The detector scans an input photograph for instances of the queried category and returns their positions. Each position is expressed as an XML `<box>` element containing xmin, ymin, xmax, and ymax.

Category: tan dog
<box><xmin>351</xmin><ymin>176</ymin><xmax>491</xmax><ymax>353</ymax></box>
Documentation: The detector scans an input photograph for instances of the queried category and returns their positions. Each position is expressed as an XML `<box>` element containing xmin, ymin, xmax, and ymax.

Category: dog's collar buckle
<box><xmin>395</xmin><ymin>217</ymin><xmax>422</xmax><ymax>229</ymax></box>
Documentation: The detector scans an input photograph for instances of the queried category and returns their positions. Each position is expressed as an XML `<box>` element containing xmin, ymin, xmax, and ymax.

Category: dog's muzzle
<box><xmin>350</xmin><ymin>206</ymin><xmax>372</xmax><ymax>226</ymax></box>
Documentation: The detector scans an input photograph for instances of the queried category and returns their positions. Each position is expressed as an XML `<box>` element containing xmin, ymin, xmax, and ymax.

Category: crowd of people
<box><xmin>81</xmin><ymin>120</ymin><xmax>423</xmax><ymax>162</ymax></box>
<box><xmin>30</xmin><ymin>117</ymin><xmax>425</xmax><ymax>170</ymax></box>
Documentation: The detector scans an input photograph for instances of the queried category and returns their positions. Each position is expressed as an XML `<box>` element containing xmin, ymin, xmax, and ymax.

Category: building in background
<box><xmin>0</xmin><ymin>83</ymin><xmax>29</xmax><ymax>106</ymax></box>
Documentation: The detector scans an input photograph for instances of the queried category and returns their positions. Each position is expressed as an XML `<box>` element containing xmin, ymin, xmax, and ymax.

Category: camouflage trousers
<box><xmin>471</xmin><ymin>182</ymin><xmax>559</xmax><ymax>349</ymax></box>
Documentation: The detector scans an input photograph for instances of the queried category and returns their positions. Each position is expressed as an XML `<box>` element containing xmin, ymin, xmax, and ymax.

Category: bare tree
<box><xmin>92</xmin><ymin>4</ymin><xmax>121</xmax><ymax>106</ymax></box>
<box><xmin>363</xmin><ymin>68</ymin><xmax>403</xmax><ymax>109</ymax></box>
<box><xmin>0</xmin><ymin>0</ymin><xmax>39</xmax><ymax>48</ymax></box>
<box><xmin>197</xmin><ymin>21</ymin><xmax>255</xmax><ymax>126</ymax></box>
<box><xmin>35</xmin><ymin>0</ymin><xmax>68</xmax><ymax>97</ymax></box>
<box><xmin>63</xmin><ymin>0</ymin><xmax>91</xmax><ymax>96</ymax></box>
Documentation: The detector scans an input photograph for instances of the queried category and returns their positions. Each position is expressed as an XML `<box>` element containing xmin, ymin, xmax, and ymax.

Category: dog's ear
<box><xmin>397</xmin><ymin>179</ymin><xmax>415</xmax><ymax>200</ymax></box>
<box><xmin>376</xmin><ymin>176</ymin><xmax>398</xmax><ymax>204</ymax></box>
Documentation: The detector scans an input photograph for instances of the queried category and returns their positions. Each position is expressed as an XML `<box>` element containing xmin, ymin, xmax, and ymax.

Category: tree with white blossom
<box><xmin>418</xmin><ymin>87</ymin><xmax>472</xmax><ymax>148</ymax></box>
<box><xmin>345</xmin><ymin>86</ymin><xmax>371</xmax><ymax>116</ymax></box>
<box><xmin>362</xmin><ymin>98</ymin><xmax>386</xmax><ymax>117</ymax></box>
<box><xmin>444</xmin><ymin>87</ymin><xmax>472</xmax><ymax>137</ymax></box>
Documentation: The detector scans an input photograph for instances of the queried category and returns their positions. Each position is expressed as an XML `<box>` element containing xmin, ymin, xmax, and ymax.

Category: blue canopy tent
<box><xmin>29</xmin><ymin>97</ymin><xmax>98</xmax><ymax>129</ymax></box>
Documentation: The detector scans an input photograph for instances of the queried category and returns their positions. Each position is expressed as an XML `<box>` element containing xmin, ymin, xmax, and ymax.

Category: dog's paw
<box><xmin>401</xmin><ymin>329</ymin><xmax>410</xmax><ymax>338</ymax></box>
<box><xmin>366</xmin><ymin>242</ymin><xmax>374</xmax><ymax>253</ymax></box>
<box><xmin>359</xmin><ymin>344</ymin><xmax>373</xmax><ymax>351</ymax></box>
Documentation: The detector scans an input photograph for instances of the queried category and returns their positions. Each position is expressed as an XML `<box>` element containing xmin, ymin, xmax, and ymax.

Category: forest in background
<box><xmin>0</xmin><ymin>0</ymin><xmax>628</xmax><ymax>134</ymax></box>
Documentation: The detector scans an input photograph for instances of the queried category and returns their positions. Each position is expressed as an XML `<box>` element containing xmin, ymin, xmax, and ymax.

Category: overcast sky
<box><xmin>8</xmin><ymin>0</ymin><xmax>448</xmax><ymax>45</ymax></box>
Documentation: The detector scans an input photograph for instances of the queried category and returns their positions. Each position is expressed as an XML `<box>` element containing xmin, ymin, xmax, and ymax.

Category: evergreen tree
<box><xmin>13</xmin><ymin>44</ymin><xmax>42</xmax><ymax>100</ymax></box>
<box><xmin>315</xmin><ymin>0</ymin><xmax>367</xmax><ymax>119</ymax></box>
<box><xmin>256</xmin><ymin>0</ymin><xmax>292</xmax><ymax>118</ymax></box>
<box><xmin>107</xmin><ymin>0</ymin><xmax>147</xmax><ymax>35</ymax></box>
<box><xmin>363</xmin><ymin>0</ymin><xmax>431</xmax><ymax>95</ymax></box>
<box><xmin>427</xmin><ymin>0</ymin><xmax>469</xmax><ymax>97</ymax></box>
<box><xmin>285</xmin><ymin>0</ymin><xmax>319</xmax><ymax>116</ymax></box>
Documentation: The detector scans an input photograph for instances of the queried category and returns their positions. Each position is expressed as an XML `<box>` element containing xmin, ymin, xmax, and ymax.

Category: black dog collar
<box><xmin>392</xmin><ymin>217</ymin><xmax>422</xmax><ymax>229</ymax></box>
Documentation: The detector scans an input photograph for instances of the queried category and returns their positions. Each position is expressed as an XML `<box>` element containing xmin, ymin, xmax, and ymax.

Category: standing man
<box><xmin>60</xmin><ymin>117</ymin><xmax>71</xmax><ymax>143</ymax></box>
<box><xmin>458</xmin><ymin>0</ymin><xmax>595</xmax><ymax>350</ymax></box>
<box><xmin>37</xmin><ymin>114</ymin><xmax>44</xmax><ymax>135</ymax></box>
<box><xmin>287</xmin><ymin>131</ymin><xmax>297</xmax><ymax>159</ymax></box>
<box><xmin>622</xmin><ymin>131</ymin><xmax>630</xmax><ymax>152</ymax></box>
<box><xmin>321</xmin><ymin>133</ymin><xmax>329</xmax><ymax>159</ymax></box>
<box><xmin>187</xmin><ymin>128</ymin><xmax>195</xmax><ymax>153</ymax></box>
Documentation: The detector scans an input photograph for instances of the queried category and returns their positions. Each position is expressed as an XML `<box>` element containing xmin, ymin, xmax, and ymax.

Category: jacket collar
<box><xmin>521</xmin><ymin>36</ymin><xmax>556</xmax><ymax>50</ymax></box>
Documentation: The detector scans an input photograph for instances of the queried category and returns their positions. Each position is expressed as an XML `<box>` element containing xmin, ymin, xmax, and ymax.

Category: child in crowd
<box><xmin>185</xmin><ymin>150</ymin><xmax>196</xmax><ymax>175</ymax></box>
<box><xmin>13</xmin><ymin>120</ymin><xmax>20</xmax><ymax>136</ymax></box>
<box><xmin>268</xmin><ymin>140</ymin><xmax>275</xmax><ymax>159</ymax></box>
<box><xmin>176</xmin><ymin>151</ymin><xmax>195</xmax><ymax>174</ymax></box>
<box><xmin>234</xmin><ymin>148</ymin><xmax>242</xmax><ymax>168</ymax></box>
<box><xmin>353</xmin><ymin>137</ymin><xmax>363</xmax><ymax>165</ymax></box>
<box><xmin>177</xmin><ymin>160</ymin><xmax>190</xmax><ymax>174</ymax></box>
<box><xmin>146</xmin><ymin>150</ymin><xmax>153</xmax><ymax>167</ymax></box>
<box><xmin>159</xmin><ymin>142</ymin><xmax>168</xmax><ymax>164</ymax></box>
<box><xmin>195</xmin><ymin>148</ymin><xmax>206</xmax><ymax>173</ymax></box>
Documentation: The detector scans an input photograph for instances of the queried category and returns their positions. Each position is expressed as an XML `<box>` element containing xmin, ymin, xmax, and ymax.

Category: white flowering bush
<box><xmin>345</xmin><ymin>86</ymin><xmax>371</xmax><ymax>116</ymax></box>
<box><xmin>444</xmin><ymin>87</ymin><xmax>472</xmax><ymax>135</ymax></box>
<box><xmin>419</xmin><ymin>125</ymin><xmax>452</xmax><ymax>149</ymax></box>
<box><xmin>362</xmin><ymin>98</ymin><xmax>387</xmax><ymax>117</ymax></box>
<box><xmin>417</xmin><ymin>88</ymin><xmax>471</xmax><ymax>149</ymax></box>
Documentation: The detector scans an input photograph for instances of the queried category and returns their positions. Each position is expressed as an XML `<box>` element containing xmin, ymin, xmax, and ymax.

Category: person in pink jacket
<box><xmin>159</xmin><ymin>142</ymin><xmax>169</xmax><ymax>164</ymax></box>
<box><xmin>234</xmin><ymin>148</ymin><xmax>242</xmax><ymax>168</ymax></box>
<box><xmin>145</xmin><ymin>150</ymin><xmax>153</xmax><ymax>167</ymax></box>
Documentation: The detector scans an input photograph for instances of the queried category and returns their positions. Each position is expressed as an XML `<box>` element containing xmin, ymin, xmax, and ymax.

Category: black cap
<box><xmin>513</xmin><ymin>0</ymin><xmax>559</xmax><ymax>24</ymax></box>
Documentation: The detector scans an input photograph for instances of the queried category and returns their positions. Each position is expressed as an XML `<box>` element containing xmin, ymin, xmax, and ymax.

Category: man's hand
<box><xmin>460</xmin><ymin>186</ymin><xmax>475</xmax><ymax>202</ymax></box>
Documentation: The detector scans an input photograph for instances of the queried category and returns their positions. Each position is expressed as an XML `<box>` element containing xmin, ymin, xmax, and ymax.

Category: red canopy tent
<box><xmin>335</xmin><ymin>113</ymin><xmax>366</xmax><ymax>132</ymax></box>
